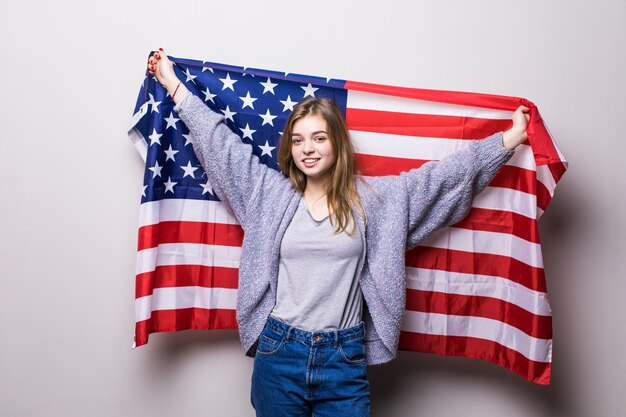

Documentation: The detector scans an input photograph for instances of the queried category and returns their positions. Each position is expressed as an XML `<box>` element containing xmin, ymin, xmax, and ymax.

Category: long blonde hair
<box><xmin>277</xmin><ymin>97</ymin><xmax>365</xmax><ymax>236</ymax></box>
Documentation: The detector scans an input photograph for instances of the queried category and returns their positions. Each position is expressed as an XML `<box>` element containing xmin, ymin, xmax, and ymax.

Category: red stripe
<box><xmin>345</xmin><ymin>80</ymin><xmax>529</xmax><ymax>111</ymax></box>
<box><xmin>452</xmin><ymin>208</ymin><xmax>539</xmax><ymax>244</ymax></box>
<box><xmin>134</xmin><ymin>308</ymin><xmax>238</xmax><ymax>347</ymax></box>
<box><xmin>346</xmin><ymin>108</ymin><xmax>512</xmax><ymax>139</ymax></box>
<box><xmin>398</xmin><ymin>331</ymin><xmax>551</xmax><ymax>385</ymax></box>
<box><xmin>535</xmin><ymin>180</ymin><xmax>552</xmax><ymax>212</ymax></box>
<box><xmin>548</xmin><ymin>161</ymin><xmax>567</xmax><ymax>184</ymax></box>
<box><xmin>356</xmin><ymin>154</ymin><xmax>537</xmax><ymax>197</ymax></box>
<box><xmin>406</xmin><ymin>289</ymin><xmax>552</xmax><ymax>339</ymax></box>
<box><xmin>138</xmin><ymin>221</ymin><xmax>244</xmax><ymax>251</ymax></box>
<box><xmin>136</xmin><ymin>264</ymin><xmax>239</xmax><ymax>298</ymax></box>
<box><xmin>406</xmin><ymin>247</ymin><xmax>547</xmax><ymax>292</ymax></box>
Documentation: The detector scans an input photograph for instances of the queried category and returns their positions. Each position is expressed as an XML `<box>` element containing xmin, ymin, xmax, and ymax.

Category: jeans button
<box><xmin>314</xmin><ymin>335</ymin><xmax>322</xmax><ymax>341</ymax></box>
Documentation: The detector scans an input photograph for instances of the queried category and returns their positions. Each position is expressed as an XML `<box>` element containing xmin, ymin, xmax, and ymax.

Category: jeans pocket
<box><xmin>256</xmin><ymin>328</ymin><xmax>286</xmax><ymax>356</ymax></box>
<box><xmin>338</xmin><ymin>337</ymin><xmax>367</xmax><ymax>365</ymax></box>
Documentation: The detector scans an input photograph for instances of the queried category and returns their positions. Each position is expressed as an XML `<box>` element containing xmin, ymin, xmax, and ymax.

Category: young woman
<box><xmin>147</xmin><ymin>50</ymin><xmax>529</xmax><ymax>417</ymax></box>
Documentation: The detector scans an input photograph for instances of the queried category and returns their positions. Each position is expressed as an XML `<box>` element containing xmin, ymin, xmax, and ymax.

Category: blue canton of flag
<box><xmin>132</xmin><ymin>56</ymin><xmax>348</xmax><ymax>206</ymax></box>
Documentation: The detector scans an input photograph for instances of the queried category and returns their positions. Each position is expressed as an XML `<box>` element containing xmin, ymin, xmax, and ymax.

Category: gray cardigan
<box><xmin>174</xmin><ymin>92</ymin><xmax>515</xmax><ymax>365</ymax></box>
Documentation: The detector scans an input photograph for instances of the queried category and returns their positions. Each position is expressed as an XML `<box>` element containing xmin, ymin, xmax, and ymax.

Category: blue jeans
<box><xmin>251</xmin><ymin>315</ymin><xmax>371</xmax><ymax>417</ymax></box>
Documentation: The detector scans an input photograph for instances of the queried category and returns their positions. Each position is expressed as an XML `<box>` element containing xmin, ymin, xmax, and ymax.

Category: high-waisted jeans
<box><xmin>251</xmin><ymin>315</ymin><xmax>371</xmax><ymax>417</ymax></box>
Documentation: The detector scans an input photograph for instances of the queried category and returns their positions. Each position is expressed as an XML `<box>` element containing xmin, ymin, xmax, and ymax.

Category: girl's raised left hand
<box><xmin>502</xmin><ymin>106</ymin><xmax>531</xmax><ymax>150</ymax></box>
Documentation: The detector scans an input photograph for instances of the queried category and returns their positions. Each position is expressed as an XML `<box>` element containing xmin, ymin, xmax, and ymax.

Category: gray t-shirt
<box><xmin>270</xmin><ymin>196</ymin><xmax>364</xmax><ymax>331</ymax></box>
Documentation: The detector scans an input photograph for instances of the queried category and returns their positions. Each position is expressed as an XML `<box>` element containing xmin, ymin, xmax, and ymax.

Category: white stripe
<box><xmin>128</xmin><ymin>103</ymin><xmax>150</xmax><ymax>162</ymax></box>
<box><xmin>536</xmin><ymin>164</ymin><xmax>557</xmax><ymax>197</ymax></box>
<box><xmin>472</xmin><ymin>186</ymin><xmax>537</xmax><ymax>219</ymax></box>
<box><xmin>139</xmin><ymin>199</ymin><xmax>240</xmax><ymax>227</ymax></box>
<box><xmin>352</xmin><ymin>130</ymin><xmax>535</xmax><ymax>171</ymax></box>
<box><xmin>135</xmin><ymin>286</ymin><xmax>238</xmax><ymax>322</ymax></box>
<box><xmin>419</xmin><ymin>226</ymin><xmax>544</xmax><ymax>268</ymax></box>
<box><xmin>402</xmin><ymin>310</ymin><xmax>552</xmax><ymax>362</ymax></box>
<box><xmin>136</xmin><ymin>243</ymin><xmax>241</xmax><ymax>275</ymax></box>
<box><xmin>347</xmin><ymin>90</ymin><xmax>514</xmax><ymax>119</ymax></box>
<box><xmin>405</xmin><ymin>267</ymin><xmax>552</xmax><ymax>316</ymax></box>
<box><xmin>129</xmin><ymin>127</ymin><xmax>148</xmax><ymax>163</ymax></box>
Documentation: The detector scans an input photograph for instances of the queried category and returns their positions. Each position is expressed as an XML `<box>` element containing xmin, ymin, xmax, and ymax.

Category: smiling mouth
<box><xmin>302</xmin><ymin>158</ymin><xmax>320</xmax><ymax>163</ymax></box>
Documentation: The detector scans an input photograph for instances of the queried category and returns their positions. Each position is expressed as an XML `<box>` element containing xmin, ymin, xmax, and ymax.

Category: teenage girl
<box><xmin>147</xmin><ymin>50</ymin><xmax>529</xmax><ymax>417</ymax></box>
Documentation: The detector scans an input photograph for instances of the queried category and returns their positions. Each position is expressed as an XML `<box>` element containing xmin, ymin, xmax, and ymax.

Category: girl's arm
<box><xmin>148</xmin><ymin>50</ymin><xmax>290</xmax><ymax>225</ymax></box>
<box><xmin>403</xmin><ymin>106</ymin><xmax>529</xmax><ymax>249</ymax></box>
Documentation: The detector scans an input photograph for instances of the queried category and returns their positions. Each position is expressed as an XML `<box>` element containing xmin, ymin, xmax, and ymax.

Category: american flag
<box><xmin>128</xmin><ymin>54</ymin><xmax>567</xmax><ymax>385</ymax></box>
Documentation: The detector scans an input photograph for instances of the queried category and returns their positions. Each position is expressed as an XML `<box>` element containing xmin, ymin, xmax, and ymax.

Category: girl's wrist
<box><xmin>502</xmin><ymin>128</ymin><xmax>526</xmax><ymax>150</ymax></box>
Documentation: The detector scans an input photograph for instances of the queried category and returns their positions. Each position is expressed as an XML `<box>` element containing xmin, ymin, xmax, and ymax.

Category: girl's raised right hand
<box><xmin>147</xmin><ymin>48</ymin><xmax>188</xmax><ymax>103</ymax></box>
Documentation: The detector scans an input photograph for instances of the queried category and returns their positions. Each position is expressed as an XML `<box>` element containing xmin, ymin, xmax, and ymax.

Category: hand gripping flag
<box><xmin>128</xmin><ymin>54</ymin><xmax>567</xmax><ymax>385</ymax></box>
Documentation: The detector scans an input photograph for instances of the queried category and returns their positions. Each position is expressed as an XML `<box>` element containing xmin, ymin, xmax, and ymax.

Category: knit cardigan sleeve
<box><xmin>173</xmin><ymin>92</ymin><xmax>290</xmax><ymax>227</ymax></box>
<box><xmin>404</xmin><ymin>132</ymin><xmax>515</xmax><ymax>249</ymax></box>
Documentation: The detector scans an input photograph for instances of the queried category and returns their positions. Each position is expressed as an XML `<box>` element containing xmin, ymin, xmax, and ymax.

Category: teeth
<box><xmin>303</xmin><ymin>159</ymin><xmax>319</xmax><ymax>163</ymax></box>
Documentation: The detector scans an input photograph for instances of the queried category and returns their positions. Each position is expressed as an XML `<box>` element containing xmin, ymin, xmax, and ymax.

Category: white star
<box><xmin>164</xmin><ymin>145</ymin><xmax>179</xmax><ymax>162</ymax></box>
<box><xmin>242</xmin><ymin>67</ymin><xmax>255</xmax><ymax>77</ymax></box>
<box><xmin>184</xmin><ymin>69</ymin><xmax>197</xmax><ymax>82</ymax></box>
<box><xmin>142</xmin><ymin>185</ymin><xmax>147</xmax><ymax>197</ymax></box>
<box><xmin>239</xmin><ymin>91</ymin><xmax>257</xmax><ymax>109</ymax></box>
<box><xmin>202</xmin><ymin>62</ymin><xmax>214</xmax><ymax>72</ymax></box>
<box><xmin>164</xmin><ymin>112</ymin><xmax>179</xmax><ymax>130</ymax></box>
<box><xmin>260</xmin><ymin>77</ymin><xmax>278</xmax><ymax>94</ymax></box>
<box><xmin>259</xmin><ymin>109</ymin><xmax>277</xmax><ymax>126</ymax></box>
<box><xmin>180</xmin><ymin>161</ymin><xmax>199</xmax><ymax>178</ymax></box>
<box><xmin>163</xmin><ymin>176</ymin><xmax>177</xmax><ymax>194</ymax></box>
<box><xmin>219</xmin><ymin>73</ymin><xmax>237</xmax><ymax>91</ymax></box>
<box><xmin>280</xmin><ymin>95</ymin><xmax>297</xmax><ymax>112</ymax></box>
<box><xmin>147</xmin><ymin>93</ymin><xmax>162</xmax><ymax>113</ymax></box>
<box><xmin>148</xmin><ymin>161</ymin><xmax>163</xmax><ymax>179</ymax></box>
<box><xmin>202</xmin><ymin>87</ymin><xmax>217</xmax><ymax>103</ymax></box>
<box><xmin>200</xmin><ymin>180</ymin><xmax>213</xmax><ymax>195</ymax></box>
<box><xmin>222</xmin><ymin>105</ymin><xmax>237</xmax><ymax>122</ymax></box>
<box><xmin>182</xmin><ymin>133</ymin><xmax>194</xmax><ymax>146</ymax></box>
<box><xmin>240</xmin><ymin>123</ymin><xmax>256</xmax><ymax>140</ymax></box>
<box><xmin>148</xmin><ymin>129</ymin><xmax>162</xmax><ymax>147</ymax></box>
<box><xmin>258</xmin><ymin>140</ymin><xmax>276</xmax><ymax>157</ymax></box>
<box><xmin>301</xmin><ymin>83</ymin><xmax>318</xmax><ymax>98</ymax></box>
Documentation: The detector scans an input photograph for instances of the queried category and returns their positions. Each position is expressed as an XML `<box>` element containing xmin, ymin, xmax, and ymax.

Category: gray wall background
<box><xmin>1</xmin><ymin>1</ymin><xmax>624</xmax><ymax>416</ymax></box>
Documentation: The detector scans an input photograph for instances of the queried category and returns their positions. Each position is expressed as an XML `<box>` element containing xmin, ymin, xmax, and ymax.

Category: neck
<box><xmin>304</xmin><ymin>177</ymin><xmax>329</xmax><ymax>199</ymax></box>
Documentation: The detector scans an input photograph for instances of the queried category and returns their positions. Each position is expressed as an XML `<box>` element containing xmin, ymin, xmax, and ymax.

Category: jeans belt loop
<box><xmin>333</xmin><ymin>330</ymin><xmax>338</xmax><ymax>349</ymax></box>
<box><xmin>285</xmin><ymin>326</ymin><xmax>292</xmax><ymax>342</ymax></box>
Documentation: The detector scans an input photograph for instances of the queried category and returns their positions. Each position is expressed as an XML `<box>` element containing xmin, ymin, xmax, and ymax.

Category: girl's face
<box><xmin>290</xmin><ymin>114</ymin><xmax>335</xmax><ymax>183</ymax></box>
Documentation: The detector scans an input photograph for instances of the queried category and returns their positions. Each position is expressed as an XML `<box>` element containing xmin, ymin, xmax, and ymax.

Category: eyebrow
<box><xmin>291</xmin><ymin>131</ymin><xmax>327</xmax><ymax>137</ymax></box>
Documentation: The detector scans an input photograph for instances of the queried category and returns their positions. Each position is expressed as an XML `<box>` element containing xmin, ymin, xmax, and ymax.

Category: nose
<box><xmin>303</xmin><ymin>138</ymin><xmax>314</xmax><ymax>154</ymax></box>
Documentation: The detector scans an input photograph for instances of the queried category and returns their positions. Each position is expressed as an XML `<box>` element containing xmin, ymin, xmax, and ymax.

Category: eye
<box><xmin>315</xmin><ymin>136</ymin><xmax>327</xmax><ymax>142</ymax></box>
<box><xmin>291</xmin><ymin>137</ymin><xmax>303</xmax><ymax>145</ymax></box>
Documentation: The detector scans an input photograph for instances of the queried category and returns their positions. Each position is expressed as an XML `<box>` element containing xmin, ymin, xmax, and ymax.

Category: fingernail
<box><xmin>155</xmin><ymin>52</ymin><xmax>160</xmax><ymax>58</ymax></box>
<box><xmin>159</xmin><ymin>48</ymin><xmax>163</xmax><ymax>51</ymax></box>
